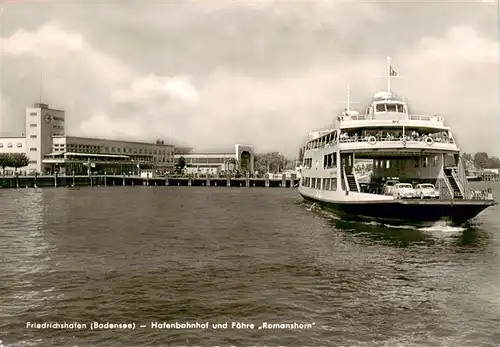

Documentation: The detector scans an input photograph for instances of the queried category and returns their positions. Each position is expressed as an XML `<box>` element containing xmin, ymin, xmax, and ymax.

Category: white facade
<box><xmin>175</xmin><ymin>144</ymin><xmax>255</xmax><ymax>175</ymax></box>
<box><xmin>25</xmin><ymin>103</ymin><xmax>65</xmax><ymax>173</ymax></box>
<box><xmin>0</xmin><ymin>137</ymin><xmax>26</xmax><ymax>154</ymax></box>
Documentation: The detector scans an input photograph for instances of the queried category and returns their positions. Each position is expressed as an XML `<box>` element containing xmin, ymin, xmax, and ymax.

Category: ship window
<box><xmin>433</xmin><ymin>155</ymin><xmax>439</xmax><ymax>166</ymax></box>
<box><xmin>423</xmin><ymin>156</ymin><xmax>428</xmax><ymax>168</ymax></box>
<box><xmin>397</xmin><ymin>104</ymin><xmax>405</xmax><ymax>113</ymax></box>
<box><xmin>386</xmin><ymin>104</ymin><xmax>397</xmax><ymax>112</ymax></box>
<box><xmin>376</xmin><ymin>104</ymin><xmax>386</xmax><ymax>112</ymax></box>
<box><xmin>386</xmin><ymin>160</ymin><xmax>390</xmax><ymax>169</ymax></box>
<box><xmin>414</xmin><ymin>158</ymin><xmax>420</xmax><ymax>168</ymax></box>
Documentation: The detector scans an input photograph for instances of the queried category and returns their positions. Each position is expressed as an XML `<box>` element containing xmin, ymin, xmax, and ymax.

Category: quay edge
<box><xmin>0</xmin><ymin>174</ymin><xmax>301</xmax><ymax>189</ymax></box>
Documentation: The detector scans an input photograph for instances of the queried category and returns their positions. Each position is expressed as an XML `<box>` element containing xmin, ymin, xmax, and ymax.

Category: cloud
<box><xmin>112</xmin><ymin>75</ymin><xmax>199</xmax><ymax>105</ymax></box>
<box><xmin>0</xmin><ymin>4</ymin><xmax>497</xmax><ymax>158</ymax></box>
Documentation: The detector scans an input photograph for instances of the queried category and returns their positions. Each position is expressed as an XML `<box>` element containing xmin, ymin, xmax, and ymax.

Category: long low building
<box><xmin>0</xmin><ymin>102</ymin><xmax>175</xmax><ymax>175</ymax></box>
<box><xmin>174</xmin><ymin>144</ymin><xmax>255</xmax><ymax>175</ymax></box>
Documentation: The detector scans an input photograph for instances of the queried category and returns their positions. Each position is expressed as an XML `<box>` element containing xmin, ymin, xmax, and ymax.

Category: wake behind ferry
<box><xmin>298</xmin><ymin>58</ymin><xmax>496</xmax><ymax>226</ymax></box>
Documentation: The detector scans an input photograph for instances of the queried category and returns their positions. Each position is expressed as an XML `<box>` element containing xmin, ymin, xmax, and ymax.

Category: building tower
<box><xmin>25</xmin><ymin>103</ymin><xmax>65</xmax><ymax>173</ymax></box>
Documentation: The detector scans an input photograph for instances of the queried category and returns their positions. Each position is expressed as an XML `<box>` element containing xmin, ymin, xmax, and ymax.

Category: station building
<box><xmin>0</xmin><ymin>102</ymin><xmax>175</xmax><ymax>175</ymax></box>
<box><xmin>174</xmin><ymin>144</ymin><xmax>255</xmax><ymax>175</ymax></box>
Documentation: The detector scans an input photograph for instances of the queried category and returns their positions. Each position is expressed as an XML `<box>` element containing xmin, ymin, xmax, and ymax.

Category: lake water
<box><xmin>0</xmin><ymin>183</ymin><xmax>499</xmax><ymax>346</ymax></box>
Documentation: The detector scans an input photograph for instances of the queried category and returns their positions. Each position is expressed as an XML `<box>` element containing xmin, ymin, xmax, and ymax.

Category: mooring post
<box><xmin>123</xmin><ymin>173</ymin><xmax>126</xmax><ymax>186</ymax></box>
<box><xmin>104</xmin><ymin>171</ymin><xmax>107</xmax><ymax>186</ymax></box>
<box><xmin>54</xmin><ymin>172</ymin><xmax>58</xmax><ymax>188</ymax></box>
<box><xmin>226</xmin><ymin>176</ymin><xmax>231</xmax><ymax>187</ymax></box>
<box><xmin>34</xmin><ymin>172</ymin><xmax>38</xmax><ymax>188</ymax></box>
<box><xmin>206</xmin><ymin>174</ymin><xmax>210</xmax><ymax>187</ymax></box>
<box><xmin>282</xmin><ymin>174</ymin><xmax>287</xmax><ymax>188</ymax></box>
<box><xmin>265</xmin><ymin>174</ymin><xmax>270</xmax><ymax>188</ymax></box>
<box><xmin>72</xmin><ymin>171</ymin><xmax>75</xmax><ymax>187</ymax></box>
<box><xmin>291</xmin><ymin>173</ymin><xmax>296</xmax><ymax>188</ymax></box>
<box><xmin>245</xmin><ymin>172</ymin><xmax>250</xmax><ymax>187</ymax></box>
<box><xmin>15</xmin><ymin>172</ymin><xmax>19</xmax><ymax>189</ymax></box>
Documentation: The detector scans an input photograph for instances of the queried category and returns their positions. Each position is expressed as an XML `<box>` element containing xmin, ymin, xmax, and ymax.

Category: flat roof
<box><xmin>52</xmin><ymin>135</ymin><xmax>174</xmax><ymax>147</ymax></box>
<box><xmin>46</xmin><ymin>152</ymin><xmax>130</xmax><ymax>158</ymax></box>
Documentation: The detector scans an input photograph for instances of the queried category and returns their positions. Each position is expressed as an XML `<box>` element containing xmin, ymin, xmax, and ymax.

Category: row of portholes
<box><xmin>0</xmin><ymin>142</ymin><xmax>23</xmax><ymax>148</ymax></box>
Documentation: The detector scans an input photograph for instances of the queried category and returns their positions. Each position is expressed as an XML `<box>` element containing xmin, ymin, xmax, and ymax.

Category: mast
<box><xmin>386</xmin><ymin>56</ymin><xmax>392</xmax><ymax>93</ymax></box>
<box><xmin>334</xmin><ymin>84</ymin><xmax>359</xmax><ymax>115</ymax></box>
<box><xmin>346</xmin><ymin>84</ymin><xmax>351</xmax><ymax>112</ymax></box>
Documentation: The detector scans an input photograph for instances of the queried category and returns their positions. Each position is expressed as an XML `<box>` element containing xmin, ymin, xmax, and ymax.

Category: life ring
<box><xmin>425</xmin><ymin>136</ymin><xmax>434</xmax><ymax>145</ymax></box>
<box><xmin>368</xmin><ymin>136</ymin><xmax>377</xmax><ymax>145</ymax></box>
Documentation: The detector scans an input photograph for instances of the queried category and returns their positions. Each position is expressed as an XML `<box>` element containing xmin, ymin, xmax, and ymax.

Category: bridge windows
<box><xmin>374</xmin><ymin>103</ymin><xmax>406</xmax><ymax>113</ymax></box>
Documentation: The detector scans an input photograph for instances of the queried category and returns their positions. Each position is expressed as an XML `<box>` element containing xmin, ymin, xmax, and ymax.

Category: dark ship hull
<box><xmin>301</xmin><ymin>194</ymin><xmax>495</xmax><ymax>226</ymax></box>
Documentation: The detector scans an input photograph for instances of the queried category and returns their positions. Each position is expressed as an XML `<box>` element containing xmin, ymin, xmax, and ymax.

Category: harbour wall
<box><xmin>0</xmin><ymin>174</ymin><xmax>300</xmax><ymax>189</ymax></box>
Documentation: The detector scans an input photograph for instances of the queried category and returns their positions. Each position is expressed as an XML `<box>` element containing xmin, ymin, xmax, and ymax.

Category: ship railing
<box><xmin>468</xmin><ymin>188</ymin><xmax>494</xmax><ymax>200</ymax></box>
<box><xmin>339</xmin><ymin>135</ymin><xmax>455</xmax><ymax>144</ymax></box>
<box><xmin>456</xmin><ymin>158</ymin><xmax>470</xmax><ymax>198</ymax></box>
<box><xmin>351</xmin><ymin>166</ymin><xmax>361</xmax><ymax>192</ymax></box>
<box><xmin>342</xmin><ymin>166</ymin><xmax>349</xmax><ymax>192</ymax></box>
<box><xmin>437</xmin><ymin>166</ymin><xmax>455</xmax><ymax>199</ymax></box>
<box><xmin>408</xmin><ymin>115</ymin><xmax>445</xmax><ymax>123</ymax></box>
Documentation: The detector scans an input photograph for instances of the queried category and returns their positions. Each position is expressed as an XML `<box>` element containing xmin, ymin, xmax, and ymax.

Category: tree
<box><xmin>10</xmin><ymin>153</ymin><xmax>29</xmax><ymax>172</ymax></box>
<box><xmin>487</xmin><ymin>156</ymin><xmax>500</xmax><ymax>168</ymax></box>
<box><xmin>254</xmin><ymin>152</ymin><xmax>287</xmax><ymax>173</ymax></box>
<box><xmin>0</xmin><ymin>153</ymin><xmax>10</xmax><ymax>175</ymax></box>
<box><xmin>473</xmin><ymin>152</ymin><xmax>489</xmax><ymax>169</ymax></box>
<box><xmin>174</xmin><ymin>156</ymin><xmax>186</xmax><ymax>174</ymax></box>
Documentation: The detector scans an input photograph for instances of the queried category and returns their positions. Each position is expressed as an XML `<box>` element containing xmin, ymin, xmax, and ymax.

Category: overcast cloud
<box><xmin>0</xmin><ymin>0</ymin><xmax>497</xmax><ymax>157</ymax></box>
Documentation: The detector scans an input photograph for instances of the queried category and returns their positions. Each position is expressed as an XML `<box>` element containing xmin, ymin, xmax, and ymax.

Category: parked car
<box><xmin>383</xmin><ymin>179</ymin><xmax>400</xmax><ymax>195</ymax></box>
<box><xmin>392</xmin><ymin>183</ymin><xmax>417</xmax><ymax>199</ymax></box>
<box><xmin>415</xmin><ymin>183</ymin><xmax>439</xmax><ymax>199</ymax></box>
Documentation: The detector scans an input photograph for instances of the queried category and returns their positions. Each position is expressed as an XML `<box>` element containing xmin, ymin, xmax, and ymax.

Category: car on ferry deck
<box><xmin>415</xmin><ymin>183</ymin><xmax>439</xmax><ymax>199</ymax></box>
<box><xmin>383</xmin><ymin>179</ymin><xmax>400</xmax><ymax>195</ymax></box>
<box><xmin>392</xmin><ymin>183</ymin><xmax>417</xmax><ymax>199</ymax></box>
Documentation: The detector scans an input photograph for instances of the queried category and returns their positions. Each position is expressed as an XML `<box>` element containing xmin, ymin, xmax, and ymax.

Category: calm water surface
<box><xmin>0</xmin><ymin>183</ymin><xmax>499</xmax><ymax>347</ymax></box>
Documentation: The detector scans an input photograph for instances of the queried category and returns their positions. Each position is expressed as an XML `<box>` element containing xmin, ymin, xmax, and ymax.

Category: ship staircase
<box><xmin>441</xmin><ymin>158</ymin><xmax>470</xmax><ymax>199</ymax></box>
<box><xmin>342</xmin><ymin>167</ymin><xmax>360</xmax><ymax>193</ymax></box>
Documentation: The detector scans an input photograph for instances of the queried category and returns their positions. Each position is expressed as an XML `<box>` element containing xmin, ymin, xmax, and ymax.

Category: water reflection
<box><xmin>0</xmin><ymin>189</ymin><xmax>52</xmax><ymax>323</ymax></box>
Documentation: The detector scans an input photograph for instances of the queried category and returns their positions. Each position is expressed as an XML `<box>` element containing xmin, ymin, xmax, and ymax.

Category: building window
<box><xmin>30</xmin><ymin>124</ymin><xmax>37</xmax><ymax>127</ymax></box>
<box><xmin>17</xmin><ymin>143</ymin><xmax>22</xmax><ymax>147</ymax></box>
<box><xmin>30</xmin><ymin>112</ymin><xmax>38</xmax><ymax>116</ymax></box>
<box><xmin>7</xmin><ymin>143</ymin><xmax>12</xmax><ymax>148</ymax></box>
<box><xmin>30</xmin><ymin>135</ymin><xmax>37</xmax><ymax>138</ymax></box>
<box><xmin>30</xmin><ymin>148</ymin><xmax>37</xmax><ymax>151</ymax></box>
<box><xmin>29</xmin><ymin>160</ymin><xmax>37</xmax><ymax>164</ymax></box>
<box><xmin>0</xmin><ymin>143</ymin><xmax>2</xmax><ymax>147</ymax></box>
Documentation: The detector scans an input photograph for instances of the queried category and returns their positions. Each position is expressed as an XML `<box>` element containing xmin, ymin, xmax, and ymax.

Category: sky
<box><xmin>0</xmin><ymin>0</ymin><xmax>497</xmax><ymax>158</ymax></box>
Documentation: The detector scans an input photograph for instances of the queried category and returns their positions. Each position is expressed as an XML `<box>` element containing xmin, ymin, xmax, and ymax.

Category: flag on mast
<box><xmin>389</xmin><ymin>65</ymin><xmax>398</xmax><ymax>77</ymax></box>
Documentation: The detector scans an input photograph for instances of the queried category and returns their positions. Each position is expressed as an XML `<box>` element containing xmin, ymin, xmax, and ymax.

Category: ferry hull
<box><xmin>300</xmin><ymin>194</ymin><xmax>495</xmax><ymax>226</ymax></box>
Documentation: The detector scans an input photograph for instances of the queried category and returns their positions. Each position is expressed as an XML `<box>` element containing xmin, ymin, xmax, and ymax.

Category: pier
<box><xmin>0</xmin><ymin>173</ymin><xmax>300</xmax><ymax>189</ymax></box>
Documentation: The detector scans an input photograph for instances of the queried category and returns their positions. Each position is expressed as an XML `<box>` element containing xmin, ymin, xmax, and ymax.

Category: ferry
<box><xmin>298</xmin><ymin>58</ymin><xmax>497</xmax><ymax>226</ymax></box>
